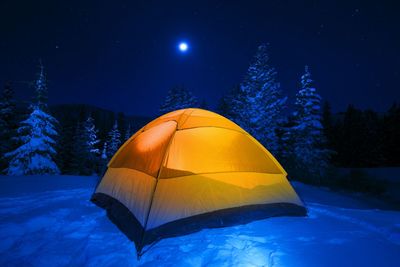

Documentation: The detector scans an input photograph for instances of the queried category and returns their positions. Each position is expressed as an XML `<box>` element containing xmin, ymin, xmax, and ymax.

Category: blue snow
<box><xmin>0</xmin><ymin>175</ymin><xmax>399</xmax><ymax>266</ymax></box>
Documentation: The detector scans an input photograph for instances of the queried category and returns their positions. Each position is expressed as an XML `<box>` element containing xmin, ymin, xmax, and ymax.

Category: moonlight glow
<box><xmin>178</xmin><ymin>42</ymin><xmax>188</xmax><ymax>52</ymax></box>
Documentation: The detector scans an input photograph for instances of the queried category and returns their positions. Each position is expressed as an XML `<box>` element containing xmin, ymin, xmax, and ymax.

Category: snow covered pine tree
<box><xmin>84</xmin><ymin>115</ymin><xmax>100</xmax><ymax>173</ymax></box>
<box><xmin>124</xmin><ymin>123</ymin><xmax>132</xmax><ymax>141</ymax></box>
<box><xmin>84</xmin><ymin>115</ymin><xmax>100</xmax><ymax>155</ymax></box>
<box><xmin>230</xmin><ymin>44</ymin><xmax>286</xmax><ymax>154</ymax></box>
<box><xmin>6</xmin><ymin>62</ymin><xmax>60</xmax><ymax>175</ymax></box>
<box><xmin>101</xmin><ymin>142</ymin><xmax>108</xmax><ymax>160</ymax></box>
<box><xmin>107</xmin><ymin>120</ymin><xmax>121</xmax><ymax>158</ymax></box>
<box><xmin>288</xmin><ymin>66</ymin><xmax>330</xmax><ymax>181</ymax></box>
<box><xmin>70</xmin><ymin>115</ymin><xmax>100</xmax><ymax>175</ymax></box>
<box><xmin>217</xmin><ymin>85</ymin><xmax>242</xmax><ymax>121</ymax></box>
<box><xmin>70</xmin><ymin>122</ymin><xmax>89</xmax><ymax>174</ymax></box>
<box><xmin>159</xmin><ymin>85</ymin><xmax>198</xmax><ymax>114</ymax></box>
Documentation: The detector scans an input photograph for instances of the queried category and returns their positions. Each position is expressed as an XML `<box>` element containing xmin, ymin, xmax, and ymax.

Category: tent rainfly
<box><xmin>92</xmin><ymin>108</ymin><xmax>306</xmax><ymax>256</ymax></box>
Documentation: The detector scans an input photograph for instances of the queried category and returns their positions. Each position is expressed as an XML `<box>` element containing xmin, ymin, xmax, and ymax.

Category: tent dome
<box><xmin>92</xmin><ymin>108</ymin><xmax>306</xmax><ymax>255</ymax></box>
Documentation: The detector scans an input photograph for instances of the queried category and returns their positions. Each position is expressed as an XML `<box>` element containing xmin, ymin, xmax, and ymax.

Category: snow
<box><xmin>159</xmin><ymin>86</ymin><xmax>199</xmax><ymax>114</ymax></box>
<box><xmin>107</xmin><ymin>120</ymin><xmax>121</xmax><ymax>158</ymax></box>
<box><xmin>84</xmin><ymin>116</ymin><xmax>100</xmax><ymax>154</ymax></box>
<box><xmin>0</xmin><ymin>175</ymin><xmax>399</xmax><ymax>267</ymax></box>
<box><xmin>6</xmin><ymin>107</ymin><xmax>60</xmax><ymax>175</ymax></box>
<box><xmin>229</xmin><ymin>44</ymin><xmax>286</xmax><ymax>155</ymax></box>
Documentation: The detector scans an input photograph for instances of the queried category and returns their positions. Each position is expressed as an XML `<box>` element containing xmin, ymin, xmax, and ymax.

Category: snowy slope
<box><xmin>0</xmin><ymin>175</ymin><xmax>399</xmax><ymax>267</ymax></box>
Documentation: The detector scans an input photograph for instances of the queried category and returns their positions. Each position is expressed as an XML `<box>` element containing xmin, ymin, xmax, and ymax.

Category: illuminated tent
<box><xmin>92</xmin><ymin>108</ymin><xmax>306</xmax><ymax>255</ymax></box>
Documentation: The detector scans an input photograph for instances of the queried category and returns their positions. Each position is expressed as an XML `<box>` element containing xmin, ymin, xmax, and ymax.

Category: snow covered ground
<box><xmin>0</xmin><ymin>175</ymin><xmax>399</xmax><ymax>267</ymax></box>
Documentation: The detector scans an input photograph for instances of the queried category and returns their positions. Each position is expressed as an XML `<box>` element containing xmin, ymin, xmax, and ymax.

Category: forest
<box><xmin>0</xmin><ymin>45</ymin><xmax>399</xmax><ymax>189</ymax></box>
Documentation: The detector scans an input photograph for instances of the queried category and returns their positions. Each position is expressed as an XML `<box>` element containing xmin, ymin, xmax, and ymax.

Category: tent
<box><xmin>92</xmin><ymin>108</ymin><xmax>306</xmax><ymax>256</ymax></box>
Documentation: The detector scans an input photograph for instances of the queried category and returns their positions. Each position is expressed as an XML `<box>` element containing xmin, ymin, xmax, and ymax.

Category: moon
<box><xmin>178</xmin><ymin>42</ymin><xmax>189</xmax><ymax>52</ymax></box>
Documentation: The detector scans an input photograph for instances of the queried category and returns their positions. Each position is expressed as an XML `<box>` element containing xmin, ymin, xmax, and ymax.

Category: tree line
<box><xmin>153</xmin><ymin>44</ymin><xmax>400</xmax><ymax>181</ymax></box>
<box><xmin>1</xmin><ymin>44</ymin><xmax>399</xmax><ymax>180</ymax></box>
<box><xmin>322</xmin><ymin>102</ymin><xmax>400</xmax><ymax>168</ymax></box>
<box><xmin>0</xmin><ymin>62</ymin><xmax>135</xmax><ymax>176</ymax></box>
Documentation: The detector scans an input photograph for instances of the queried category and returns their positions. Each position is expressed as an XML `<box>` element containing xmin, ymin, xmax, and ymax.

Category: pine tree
<box><xmin>56</xmin><ymin>118</ymin><xmax>75</xmax><ymax>174</ymax></box>
<box><xmin>160</xmin><ymin>85</ymin><xmax>198</xmax><ymax>114</ymax></box>
<box><xmin>277</xmin><ymin>114</ymin><xmax>296</xmax><ymax>166</ymax></box>
<box><xmin>107</xmin><ymin>120</ymin><xmax>121</xmax><ymax>157</ymax></box>
<box><xmin>335</xmin><ymin>106</ymin><xmax>383</xmax><ymax>167</ymax></box>
<box><xmin>70</xmin><ymin>122</ymin><xmax>91</xmax><ymax>174</ymax></box>
<box><xmin>116</xmin><ymin>112</ymin><xmax>126</xmax><ymax>143</ymax></box>
<box><xmin>217</xmin><ymin>85</ymin><xmax>242</xmax><ymax>120</ymax></box>
<box><xmin>125</xmin><ymin>123</ymin><xmax>132</xmax><ymax>141</ymax></box>
<box><xmin>200</xmin><ymin>99</ymin><xmax>208</xmax><ymax>109</ymax></box>
<box><xmin>0</xmin><ymin>81</ymin><xmax>17</xmax><ymax>171</ymax></box>
<box><xmin>84</xmin><ymin>115</ymin><xmax>100</xmax><ymax>155</ymax></box>
<box><xmin>70</xmin><ymin>116</ymin><xmax>100</xmax><ymax>175</ymax></box>
<box><xmin>230</xmin><ymin>44</ymin><xmax>286</xmax><ymax>154</ymax></box>
<box><xmin>363</xmin><ymin>109</ymin><xmax>384</xmax><ymax>166</ymax></box>
<box><xmin>6</xmin><ymin>109</ymin><xmax>60</xmax><ymax>175</ymax></box>
<box><xmin>101</xmin><ymin>142</ymin><xmax>108</xmax><ymax>160</ymax></box>
<box><xmin>322</xmin><ymin>101</ymin><xmax>334</xmax><ymax>149</ymax></box>
<box><xmin>84</xmin><ymin>115</ymin><xmax>101</xmax><ymax>173</ymax></box>
<box><xmin>383</xmin><ymin>103</ymin><xmax>400</xmax><ymax>166</ymax></box>
<box><xmin>337</xmin><ymin>105</ymin><xmax>365</xmax><ymax>166</ymax></box>
<box><xmin>288</xmin><ymin>66</ymin><xmax>330</xmax><ymax>181</ymax></box>
<box><xmin>6</xmin><ymin>63</ymin><xmax>60</xmax><ymax>175</ymax></box>
<box><xmin>98</xmin><ymin>141</ymin><xmax>109</xmax><ymax>176</ymax></box>
<box><xmin>35</xmin><ymin>60</ymin><xmax>48</xmax><ymax>110</ymax></box>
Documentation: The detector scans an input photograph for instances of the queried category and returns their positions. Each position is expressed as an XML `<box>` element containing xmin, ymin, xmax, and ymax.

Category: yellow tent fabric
<box><xmin>92</xmin><ymin>108</ymin><xmax>306</xmax><ymax>255</ymax></box>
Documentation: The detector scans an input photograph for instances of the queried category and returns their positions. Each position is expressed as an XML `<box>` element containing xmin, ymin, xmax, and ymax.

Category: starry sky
<box><xmin>1</xmin><ymin>0</ymin><xmax>399</xmax><ymax>116</ymax></box>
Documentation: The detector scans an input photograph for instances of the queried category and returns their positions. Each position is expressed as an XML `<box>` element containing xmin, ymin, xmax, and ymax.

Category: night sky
<box><xmin>1</xmin><ymin>0</ymin><xmax>399</xmax><ymax>116</ymax></box>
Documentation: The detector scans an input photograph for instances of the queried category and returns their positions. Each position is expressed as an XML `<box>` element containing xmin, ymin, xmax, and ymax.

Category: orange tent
<box><xmin>92</xmin><ymin>108</ymin><xmax>306</xmax><ymax>255</ymax></box>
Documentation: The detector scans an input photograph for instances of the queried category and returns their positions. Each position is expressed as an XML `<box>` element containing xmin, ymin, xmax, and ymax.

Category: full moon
<box><xmin>178</xmin><ymin>42</ymin><xmax>188</xmax><ymax>52</ymax></box>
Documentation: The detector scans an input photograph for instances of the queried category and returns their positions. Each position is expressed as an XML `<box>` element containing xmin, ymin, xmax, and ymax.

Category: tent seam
<box><xmin>176</xmin><ymin>125</ymin><xmax>246</xmax><ymax>134</ymax></box>
<box><xmin>159</xmin><ymin>170</ymin><xmax>285</xmax><ymax>179</ymax></box>
<box><xmin>177</xmin><ymin>109</ymin><xmax>195</xmax><ymax>129</ymax></box>
<box><xmin>107</xmin><ymin>127</ymin><xmax>145</xmax><ymax>167</ymax></box>
<box><xmin>138</xmin><ymin>121</ymin><xmax>178</xmax><ymax>253</ymax></box>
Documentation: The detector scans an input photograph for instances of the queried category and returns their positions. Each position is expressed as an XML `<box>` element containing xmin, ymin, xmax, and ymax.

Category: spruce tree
<box><xmin>107</xmin><ymin>120</ymin><xmax>121</xmax><ymax>157</ymax></box>
<box><xmin>84</xmin><ymin>115</ymin><xmax>100</xmax><ymax>155</ymax></box>
<box><xmin>70</xmin><ymin>116</ymin><xmax>100</xmax><ymax>175</ymax></box>
<box><xmin>363</xmin><ymin>109</ymin><xmax>384</xmax><ymax>166</ymax></box>
<box><xmin>117</xmin><ymin>112</ymin><xmax>126</xmax><ymax>143</ymax></box>
<box><xmin>217</xmin><ymin>85</ymin><xmax>242</xmax><ymax>120</ymax></box>
<box><xmin>84</xmin><ymin>115</ymin><xmax>101</xmax><ymax>173</ymax></box>
<box><xmin>0</xmin><ymin>81</ymin><xmax>17</xmax><ymax>171</ymax></box>
<box><xmin>125</xmin><ymin>123</ymin><xmax>132</xmax><ymax>141</ymax></box>
<box><xmin>230</xmin><ymin>44</ymin><xmax>286</xmax><ymax>154</ymax></box>
<box><xmin>35</xmin><ymin>60</ymin><xmax>48</xmax><ymax>110</ymax></box>
<box><xmin>56</xmin><ymin>118</ymin><xmax>75</xmax><ymax>174</ymax></box>
<box><xmin>101</xmin><ymin>142</ymin><xmax>108</xmax><ymax>160</ymax></box>
<box><xmin>160</xmin><ymin>85</ymin><xmax>198</xmax><ymax>114</ymax></box>
<box><xmin>6</xmin><ymin>109</ymin><xmax>60</xmax><ymax>175</ymax></box>
<box><xmin>338</xmin><ymin>105</ymin><xmax>365</xmax><ymax>166</ymax></box>
<box><xmin>322</xmin><ymin>101</ymin><xmax>334</xmax><ymax>149</ymax></box>
<box><xmin>200</xmin><ymin>99</ymin><xmax>208</xmax><ymax>109</ymax></box>
<box><xmin>6</xmin><ymin>63</ymin><xmax>60</xmax><ymax>175</ymax></box>
<box><xmin>383</xmin><ymin>103</ymin><xmax>400</xmax><ymax>166</ymax></box>
<box><xmin>70</xmin><ymin>122</ymin><xmax>90</xmax><ymax>174</ymax></box>
<box><xmin>289</xmin><ymin>66</ymin><xmax>330</xmax><ymax>182</ymax></box>
<box><xmin>99</xmin><ymin>141</ymin><xmax>109</xmax><ymax>175</ymax></box>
